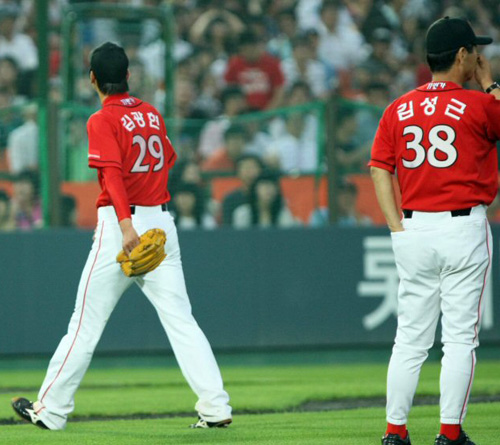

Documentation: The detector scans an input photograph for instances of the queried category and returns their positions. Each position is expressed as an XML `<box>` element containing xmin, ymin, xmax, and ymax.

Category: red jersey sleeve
<box><xmin>369</xmin><ymin>110</ymin><xmax>396</xmax><ymax>174</ymax></box>
<box><xmin>87</xmin><ymin>113</ymin><xmax>122</xmax><ymax>169</ymax></box>
<box><xmin>100</xmin><ymin>166</ymin><xmax>131</xmax><ymax>221</ymax></box>
<box><xmin>484</xmin><ymin>94</ymin><xmax>500</xmax><ymax>141</ymax></box>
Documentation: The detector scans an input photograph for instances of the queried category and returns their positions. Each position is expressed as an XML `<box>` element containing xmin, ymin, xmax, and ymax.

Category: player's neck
<box><xmin>97</xmin><ymin>90</ymin><xmax>109</xmax><ymax>104</ymax></box>
<box><xmin>431</xmin><ymin>70</ymin><xmax>464</xmax><ymax>86</ymax></box>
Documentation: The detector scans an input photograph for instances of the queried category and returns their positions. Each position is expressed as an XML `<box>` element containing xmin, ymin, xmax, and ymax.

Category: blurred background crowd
<box><xmin>0</xmin><ymin>0</ymin><xmax>500</xmax><ymax>232</ymax></box>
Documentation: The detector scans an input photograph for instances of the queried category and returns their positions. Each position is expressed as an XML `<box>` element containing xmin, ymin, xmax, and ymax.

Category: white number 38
<box><xmin>402</xmin><ymin>125</ymin><xmax>457</xmax><ymax>169</ymax></box>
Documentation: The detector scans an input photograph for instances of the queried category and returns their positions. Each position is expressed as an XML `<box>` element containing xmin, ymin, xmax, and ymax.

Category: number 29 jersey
<box><xmin>369</xmin><ymin>82</ymin><xmax>500</xmax><ymax>211</ymax></box>
<box><xmin>87</xmin><ymin>93</ymin><xmax>177</xmax><ymax>208</ymax></box>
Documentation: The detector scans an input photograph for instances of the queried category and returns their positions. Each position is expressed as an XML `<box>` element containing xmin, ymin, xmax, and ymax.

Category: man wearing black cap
<box><xmin>11</xmin><ymin>42</ymin><xmax>232</xmax><ymax>431</ymax></box>
<box><xmin>370</xmin><ymin>17</ymin><xmax>500</xmax><ymax>445</ymax></box>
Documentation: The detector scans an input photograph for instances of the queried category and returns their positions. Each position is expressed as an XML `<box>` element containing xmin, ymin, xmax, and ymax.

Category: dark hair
<box><xmin>248</xmin><ymin>172</ymin><xmax>283</xmax><ymax>226</ymax></box>
<box><xmin>427</xmin><ymin>44</ymin><xmax>474</xmax><ymax>73</ymax></box>
<box><xmin>291</xmin><ymin>35</ymin><xmax>309</xmax><ymax>49</ymax></box>
<box><xmin>60</xmin><ymin>194</ymin><xmax>76</xmax><ymax>227</ymax></box>
<box><xmin>172</xmin><ymin>182</ymin><xmax>204</xmax><ymax>226</ymax></box>
<box><xmin>168</xmin><ymin>160</ymin><xmax>201</xmax><ymax>196</ymax></box>
<box><xmin>221</xmin><ymin>86</ymin><xmax>244</xmax><ymax>107</ymax></box>
<box><xmin>321</xmin><ymin>0</ymin><xmax>340</xmax><ymax>12</ymax></box>
<box><xmin>235</xmin><ymin>154</ymin><xmax>265</xmax><ymax>170</ymax></box>
<box><xmin>277</xmin><ymin>8</ymin><xmax>296</xmax><ymax>21</ymax></box>
<box><xmin>238</xmin><ymin>29</ymin><xmax>260</xmax><ymax>47</ymax></box>
<box><xmin>224</xmin><ymin>125</ymin><xmax>247</xmax><ymax>140</ymax></box>
<box><xmin>365</xmin><ymin>81</ymin><xmax>388</xmax><ymax>92</ymax></box>
<box><xmin>0</xmin><ymin>55</ymin><xmax>18</xmax><ymax>71</ymax></box>
<box><xmin>0</xmin><ymin>189</ymin><xmax>9</xmax><ymax>202</ymax></box>
<box><xmin>289</xmin><ymin>80</ymin><xmax>312</xmax><ymax>97</ymax></box>
<box><xmin>96</xmin><ymin>78</ymin><xmax>129</xmax><ymax>95</ymax></box>
<box><xmin>15</xmin><ymin>170</ymin><xmax>39</xmax><ymax>194</ymax></box>
<box><xmin>204</xmin><ymin>17</ymin><xmax>232</xmax><ymax>48</ymax></box>
<box><xmin>335</xmin><ymin>106</ymin><xmax>357</xmax><ymax>125</ymax></box>
<box><xmin>337</xmin><ymin>180</ymin><xmax>358</xmax><ymax>195</ymax></box>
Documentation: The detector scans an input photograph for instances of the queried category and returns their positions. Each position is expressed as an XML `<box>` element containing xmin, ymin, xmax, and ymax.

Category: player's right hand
<box><xmin>119</xmin><ymin>218</ymin><xmax>141</xmax><ymax>256</ymax></box>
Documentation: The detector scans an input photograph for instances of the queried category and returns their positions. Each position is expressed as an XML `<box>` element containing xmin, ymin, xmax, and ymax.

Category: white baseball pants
<box><xmin>34</xmin><ymin>205</ymin><xmax>231</xmax><ymax>430</ymax></box>
<box><xmin>386</xmin><ymin>204</ymin><xmax>491</xmax><ymax>425</ymax></box>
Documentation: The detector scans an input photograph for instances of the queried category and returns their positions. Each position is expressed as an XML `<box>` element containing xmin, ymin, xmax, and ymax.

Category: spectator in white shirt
<box><xmin>0</xmin><ymin>5</ymin><xmax>38</xmax><ymax>72</ymax></box>
<box><xmin>266</xmin><ymin>111</ymin><xmax>318</xmax><ymax>173</ymax></box>
<box><xmin>198</xmin><ymin>86</ymin><xmax>246</xmax><ymax>159</ymax></box>
<box><xmin>7</xmin><ymin>104</ymin><xmax>38</xmax><ymax>175</ymax></box>
<box><xmin>317</xmin><ymin>0</ymin><xmax>366</xmax><ymax>72</ymax></box>
<box><xmin>281</xmin><ymin>35</ymin><xmax>330</xmax><ymax>99</ymax></box>
<box><xmin>268</xmin><ymin>8</ymin><xmax>298</xmax><ymax>61</ymax></box>
<box><xmin>266</xmin><ymin>81</ymin><xmax>318</xmax><ymax>173</ymax></box>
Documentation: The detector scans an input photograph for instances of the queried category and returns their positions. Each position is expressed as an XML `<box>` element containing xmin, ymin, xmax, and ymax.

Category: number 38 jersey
<box><xmin>87</xmin><ymin>93</ymin><xmax>177</xmax><ymax>208</ymax></box>
<box><xmin>370</xmin><ymin>82</ymin><xmax>500</xmax><ymax>211</ymax></box>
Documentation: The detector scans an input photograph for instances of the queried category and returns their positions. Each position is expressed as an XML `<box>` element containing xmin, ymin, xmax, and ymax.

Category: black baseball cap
<box><xmin>426</xmin><ymin>17</ymin><xmax>492</xmax><ymax>54</ymax></box>
<box><xmin>90</xmin><ymin>42</ymin><xmax>128</xmax><ymax>83</ymax></box>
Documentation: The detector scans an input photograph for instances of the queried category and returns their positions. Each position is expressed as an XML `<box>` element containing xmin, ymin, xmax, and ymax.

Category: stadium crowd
<box><xmin>0</xmin><ymin>0</ymin><xmax>500</xmax><ymax>230</ymax></box>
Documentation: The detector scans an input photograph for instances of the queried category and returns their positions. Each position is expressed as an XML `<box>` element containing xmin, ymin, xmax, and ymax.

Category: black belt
<box><xmin>403</xmin><ymin>208</ymin><xmax>472</xmax><ymax>219</ymax></box>
<box><xmin>130</xmin><ymin>203</ymin><xmax>167</xmax><ymax>215</ymax></box>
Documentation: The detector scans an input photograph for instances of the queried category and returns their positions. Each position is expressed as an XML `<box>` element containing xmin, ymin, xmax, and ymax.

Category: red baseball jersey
<box><xmin>370</xmin><ymin>81</ymin><xmax>500</xmax><ymax>211</ymax></box>
<box><xmin>224</xmin><ymin>54</ymin><xmax>285</xmax><ymax>110</ymax></box>
<box><xmin>87</xmin><ymin>93</ymin><xmax>177</xmax><ymax>208</ymax></box>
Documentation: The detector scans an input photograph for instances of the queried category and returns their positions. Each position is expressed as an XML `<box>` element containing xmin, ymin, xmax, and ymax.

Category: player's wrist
<box><xmin>119</xmin><ymin>217</ymin><xmax>133</xmax><ymax>232</ymax></box>
<box><xmin>483</xmin><ymin>81</ymin><xmax>499</xmax><ymax>93</ymax></box>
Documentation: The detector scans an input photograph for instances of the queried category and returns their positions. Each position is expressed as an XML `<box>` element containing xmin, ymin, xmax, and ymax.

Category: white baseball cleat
<box><xmin>11</xmin><ymin>397</ymin><xmax>49</xmax><ymax>429</ymax></box>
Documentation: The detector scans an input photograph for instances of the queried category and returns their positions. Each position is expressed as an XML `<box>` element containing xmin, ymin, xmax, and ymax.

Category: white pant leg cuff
<box><xmin>440</xmin><ymin>418</ymin><xmax>461</xmax><ymax>424</ymax></box>
<box><xmin>34</xmin><ymin>402</ymin><xmax>66</xmax><ymax>430</ymax></box>
<box><xmin>196</xmin><ymin>407</ymin><xmax>232</xmax><ymax>423</ymax></box>
<box><xmin>197</xmin><ymin>411</ymin><xmax>233</xmax><ymax>423</ymax></box>
<box><xmin>387</xmin><ymin>416</ymin><xmax>408</xmax><ymax>425</ymax></box>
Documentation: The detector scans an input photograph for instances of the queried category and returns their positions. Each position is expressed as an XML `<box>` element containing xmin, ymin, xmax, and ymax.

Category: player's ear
<box><xmin>126</xmin><ymin>70</ymin><xmax>130</xmax><ymax>81</ymax></box>
<box><xmin>457</xmin><ymin>47</ymin><xmax>468</xmax><ymax>64</ymax></box>
<box><xmin>89</xmin><ymin>70</ymin><xmax>96</xmax><ymax>84</ymax></box>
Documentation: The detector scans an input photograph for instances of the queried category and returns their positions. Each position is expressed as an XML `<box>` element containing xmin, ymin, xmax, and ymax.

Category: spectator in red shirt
<box><xmin>202</xmin><ymin>125</ymin><xmax>247</xmax><ymax>172</ymax></box>
<box><xmin>224</xmin><ymin>29</ymin><xmax>285</xmax><ymax>111</ymax></box>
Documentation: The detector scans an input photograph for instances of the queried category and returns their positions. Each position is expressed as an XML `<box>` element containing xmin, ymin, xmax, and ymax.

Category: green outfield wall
<box><xmin>1</xmin><ymin>227</ymin><xmax>499</xmax><ymax>355</ymax></box>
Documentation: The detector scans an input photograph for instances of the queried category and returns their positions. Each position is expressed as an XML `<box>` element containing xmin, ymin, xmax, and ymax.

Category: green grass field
<box><xmin>1</xmin><ymin>350</ymin><xmax>499</xmax><ymax>444</ymax></box>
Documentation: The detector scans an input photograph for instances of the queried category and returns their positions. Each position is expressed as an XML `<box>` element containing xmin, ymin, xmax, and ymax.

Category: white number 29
<box><xmin>402</xmin><ymin>125</ymin><xmax>457</xmax><ymax>169</ymax></box>
<box><xmin>130</xmin><ymin>134</ymin><xmax>165</xmax><ymax>173</ymax></box>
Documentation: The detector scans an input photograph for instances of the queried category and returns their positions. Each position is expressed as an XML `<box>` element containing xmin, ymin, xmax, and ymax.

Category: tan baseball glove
<box><xmin>116</xmin><ymin>228</ymin><xmax>167</xmax><ymax>277</ymax></box>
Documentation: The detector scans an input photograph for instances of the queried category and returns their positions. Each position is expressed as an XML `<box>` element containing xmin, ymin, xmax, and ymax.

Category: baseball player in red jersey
<box><xmin>371</xmin><ymin>18</ymin><xmax>500</xmax><ymax>445</ymax></box>
<box><xmin>11</xmin><ymin>42</ymin><xmax>232</xmax><ymax>430</ymax></box>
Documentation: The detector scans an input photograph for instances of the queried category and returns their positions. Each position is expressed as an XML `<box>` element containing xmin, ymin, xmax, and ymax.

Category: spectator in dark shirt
<box><xmin>202</xmin><ymin>124</ymin><xmax>248</xmax><ymax>172</ymax></box>
<box><xmin>0</xmin><ymin>189</ymin><xmax>13</xmax><ymax>231</ymax></box>
<box><xmin>10</xmin><ymin>170</ymin><xmax>42</xmax><ymax>230</ymax></box>
<box><xmin>60</xmin><ymin>194</ymin><xmax>77</xmax><ymax>227</ymax></box>
<box><xmin>233</xmin><ymin>171</ymin><xmax>297</xmax><ymax>229</ymax></box>
<box><xmin>171</xmin><ymin>182</ymin><xmax>216</xmax><ymax>230</ymax></box>
<box><xmin>222</xmin><ymin>154</ymin><xmax>264</xmax><ymax>226</ymax></box>
<box><xmin>355</xmin><ymin>27</ymin><xmax>397</xmax><ymax>93</ymax></box>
